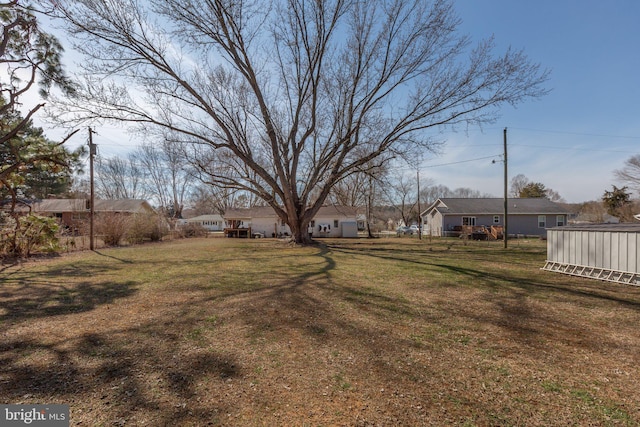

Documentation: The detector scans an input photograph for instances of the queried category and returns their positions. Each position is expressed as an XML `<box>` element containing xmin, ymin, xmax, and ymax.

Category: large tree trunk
<box><xmin>280</xmin><ymin>205</ymin><xmax>313</xmax><ymax>245</ymax></box>
<box><xmin>289</xmin><ymin>219</ymin><xmax>313</xmax><ymax>245</ymax></box>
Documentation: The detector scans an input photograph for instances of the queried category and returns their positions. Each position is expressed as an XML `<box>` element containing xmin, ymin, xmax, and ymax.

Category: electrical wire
<box><xmin>423</xmin><ymin>154</ymin><xmax>502</xmax><ymax>168</ymax></box>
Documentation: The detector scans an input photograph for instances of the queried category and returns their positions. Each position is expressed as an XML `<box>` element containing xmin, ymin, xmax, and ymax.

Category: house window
<box><xmin>538</xmin><ymin>215</ymin><xmax>546</xmax><ymax>228</ymax></box>
<box><xmin>333</xmin><ymin>220</ymin><xmax>339</xmax><ymax>228</ymax></box>
<box><xmin>310</xmin><ymin>220</ymin><xmax>315</xmax><ymax>227</ymax></box>
<box><xmin>462</xmin><ymin>216</ymin><xmax>476</xmax><ymax>226</ymax></box>
<box><xmin>556</xmin><ymin>215</ymin><xmax>565</xmax><ymax>227</ymax></box>
<box><xmin>493</xmin><ymin>215</ymin><xmax>500</xmax><ymax>224</ymax></box>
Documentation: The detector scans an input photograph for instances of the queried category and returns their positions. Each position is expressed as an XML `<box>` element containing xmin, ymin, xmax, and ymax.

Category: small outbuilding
<box><xmin>543</xmin><ymin>223</ymin><xmax>640</xmax><ymax>285</ymax></box>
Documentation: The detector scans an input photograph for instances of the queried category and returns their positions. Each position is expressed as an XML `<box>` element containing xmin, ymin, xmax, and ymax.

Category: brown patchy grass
<box><xmin>1</xmin><ymin>237</ymin><xmax>640</xmax><ymax>426</ymax></box>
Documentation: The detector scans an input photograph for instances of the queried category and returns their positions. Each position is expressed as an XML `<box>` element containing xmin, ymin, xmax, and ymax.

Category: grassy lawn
<box><xmin>1</xmin><ymin>237</ymin><xmax>640</xmax><ymax>426</ymax></box>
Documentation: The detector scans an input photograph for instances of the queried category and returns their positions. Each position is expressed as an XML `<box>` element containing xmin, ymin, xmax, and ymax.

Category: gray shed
<box><xmin>543</xmin><ymin>224</ymin><xmax>640</xmax><ymax>285</ymax></box>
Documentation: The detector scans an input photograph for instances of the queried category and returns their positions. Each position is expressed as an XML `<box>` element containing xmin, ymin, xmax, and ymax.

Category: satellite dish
<box><xmin>634</xmin><ymin>214</ymin><xmax>640</xmax><ymax>221</ymax></box>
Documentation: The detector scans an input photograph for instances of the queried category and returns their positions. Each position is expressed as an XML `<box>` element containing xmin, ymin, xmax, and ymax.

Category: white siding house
<box><xmin>224</xmin><ymin>206</ymin><xmax>359</xmax><ymax>238</ymax></box>
<box><xmin>310</xmin><ymin>206</ymin><xmax>359</xmax><ymax>238</ymax></box>
<box><xmin>184</xmin><ymin>214</ymin><xmax>225</xmax><ymax>231</ymax></box>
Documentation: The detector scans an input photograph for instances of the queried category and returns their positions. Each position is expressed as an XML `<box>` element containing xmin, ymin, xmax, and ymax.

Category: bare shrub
<box><xmin>177</xmin><ymin>223</ymin><xmax>207</xmax><ymax>238</ymax></box>
<box><xmin>96</xmin><ymin>213</ymin><xmax>130</xmax><ymax>246</ymax></box>
<box><xmin>128</xmin><ymin>212</ymin><xmax>168</xmax><ymax>243</ymax></box>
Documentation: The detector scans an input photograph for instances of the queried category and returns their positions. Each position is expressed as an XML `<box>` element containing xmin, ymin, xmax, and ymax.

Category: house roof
<box><xmin>423</xmin><ymin>198</ymin><xmax>570</xmax><ymax>216</ymax></box>
<box><xmin>95</xmin><ymin>199</ymin><xmax>154</xmax><ymax>213</ymax></box>
<box><xmin>33</xmin><ymin>199</ymin><xmax>154</xmax><ymax>214</ymax></box>
<box><xmin>224</xmin><ymin>206</ymin><xmax>276</xmax><ymax>219</ymax></box>
<box><xmin>551</xmin><ymin>223</ymin><xmax>640</xmax><ymax>233</ymax></box>
<box><xmin>224</xmin><ymin>205</ymin><xmax>359</xmax><ymax>219</ymax></box>
<box><xmin>186</xmin><ymin>214</ymin><xmax>224</xmax><ymax>222</ymax></box>
<box><xmin>316</xmin><ymin>205</ymin><xmax>359</xmax><ymax>218</ymax></box>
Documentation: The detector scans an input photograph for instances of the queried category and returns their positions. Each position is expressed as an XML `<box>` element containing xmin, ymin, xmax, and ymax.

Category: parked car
<box><xmin>397</xmin><ymin>226</ymin><xmax>416</xmax><ymax>236</ymax></box>
<box><xmin>396</xmin><ymin>226</ymin><xmax>410</xmax><ymax>236</ymax></box>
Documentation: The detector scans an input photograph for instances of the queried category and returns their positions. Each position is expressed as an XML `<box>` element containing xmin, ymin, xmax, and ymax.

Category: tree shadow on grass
<box><xmin>330</xmin><ymin>241</ymin><xmax>640</xmax><ymax>310</ymax></box>
<box><xmin>93</xmin><ymin>250</ymin><xmax>135</xmax><ymax>264</ymax></box>
<box><xmin>3</xmin><ymin>240</ymin><xmax>639</xmax><ymax>425</ymax></box>
<box><xmin>311</xmin><ymin>242</ymin><xmax>640</xmax><ymax>360</ymax></box>
<box><xmin>0</xmin><ymin>280</ymin><xmax>139</xmax><ymax>322</ymax></box>
<box><xmin>0</xmin><ymin>325</ymin><xmax>239</xmax><ymax>426</ymax></box>
<box><xmin>1</xmin><ymin>254</ymin><xmax>142</xmax><ymax>323</ymax></box>
<box><xmin>432</xmin><ymin>262</ymin><xmax>640</xmax><ymax>310</ymax></box>
<box><xmin>0</xmin><ymin>242</ymin><xmax>446</xmax><ymax>425</ymax></box>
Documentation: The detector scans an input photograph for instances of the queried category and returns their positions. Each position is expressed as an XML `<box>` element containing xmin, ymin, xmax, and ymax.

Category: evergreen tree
<box><xmin>1</xmin><ymin>1</ymin><xmax>79</xmax><ymax>256</ymax></box>
<box><xmin>602</xmin><ymin>185</ymin><xmax>632</xmax><ymax>220</ymax></box>
<box><xmin>519</xmin><ymin>182</ymin><xmax>548</xmax><ymax>198</ymax></box>
<box><xmin>0</xmin><ymin>105</ymin><xmax>81</xmax><ymax>200</ymax></box>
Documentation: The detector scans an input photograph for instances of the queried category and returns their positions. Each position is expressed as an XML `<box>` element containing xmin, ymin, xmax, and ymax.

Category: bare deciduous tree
<box><xmin>419</xmin><ymin>183</ymin><xmax>489</xmax><ymax>205</ymax></box>
<box><xmin>133</xmin><ymin>141</ymin><xmax>192</xmax><ymax>219</ymax></box>
<box><xmin>509</xmin><ymin>173</ymin><xmax>530</xmax><ymax>198</ymax></box>
<box><xmin>380</xmin><ymin>172</ymin><xmax>418</xmax><ymax>227</ymax></box>
<box><xmin>327</xmin><ymin>161</ymin><xmax>390</xmax><ymax>236</ymax></box>
<box><xmin>545</xmin><ymin>187</ymin><xmax>564</xmax><ymax>203</ymax></box>
<box><xmin>50</xmin><ymin>0</ymin><xmax>549</xmax><ymax>243</ymax></box>
<box><xmin>615</xmin><ymin>154</ymin><xmax>640</xmax><ymax>196</ymax></box>
<box><xmin>328</xmin><ymin>173</ymin><xmax>370</xmax><ymax>209</ymax></box>
<box><xmin>190</xmin><ymin>180</ymin><xmax>262</xmax><ymax>216</ymax></box>
<box><xmin>420</xmin><ymin>183</ymin><xmax>453</xmax><ymax>205</ymax></box>
<box><xmin>510</xmin><ymin>173</ymin><xmax>564</xmax><ymax>201</ymax></box>
<box><xmin>450</xmin><ymin>187</ymin><xmax>487</xmax><ymax>198</ymax></box>
<box><xmin>95</xmin><ymin>154</ymin><xmax>150</xmax><ymax>200</ymax></box>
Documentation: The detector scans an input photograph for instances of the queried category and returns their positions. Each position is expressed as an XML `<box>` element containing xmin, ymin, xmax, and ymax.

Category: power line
<box><xmin>375</xmin><ymin>153</ymin><xmax>503</xmax><ymax>174</ymax></box>
<box><xmin>507</xmin><ymin>127</ymin><xmax>640</xmax><ymax>140</ymax></box>
<box><xmin>423</xmin><ymin>154</ymin><xmax>501</xmax><ymax>168</ymax></box>
<box><xmin>510</xmin><ymin>144</ymin><xmax>637</xmax><ymax>154</ymax></box>
<box><xmin>448</xmin><ymin>125</ymin><xmax>640</xmax><ymax>140</ymax></box>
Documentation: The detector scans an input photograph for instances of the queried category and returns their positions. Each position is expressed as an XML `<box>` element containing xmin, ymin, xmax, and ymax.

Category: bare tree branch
<box><xmin>50</xmin><ymin>0</ymin><xmax>549</xmax><ymax>243</ymax></box>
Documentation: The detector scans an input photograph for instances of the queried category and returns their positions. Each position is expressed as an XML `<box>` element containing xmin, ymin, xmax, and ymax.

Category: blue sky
<box><xmin>31</xmin><ymin>1</ymin><xmax>640</xmax><ymax>203</ymax></box>
<box><xmin>425</xmin><ymin>0</ymin><xmax>640</xmax><ymax>202</ymax></box>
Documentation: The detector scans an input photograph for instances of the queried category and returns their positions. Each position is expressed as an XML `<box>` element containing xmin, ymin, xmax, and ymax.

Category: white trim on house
<box><xmin>183</xmin><ymin>214</ymin><xmax>225</xmax><ymax>231</ymax></box>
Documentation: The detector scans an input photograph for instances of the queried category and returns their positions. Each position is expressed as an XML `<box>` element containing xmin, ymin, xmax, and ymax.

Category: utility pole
<box><xmin>417</xmin><ymin>169</ymin><xmax>422</xmax><ymax>240</ymax></box>
<box><xmin>88</xmin><ymin>128</ymin><xmax>97</xmax><ymax>250</ymax></box>
<box><xmin>503</xmin><ymin>127</ymin><xmax>508</xmax><ymax>249</ymax></box>
<box><xmin>366</xmin><ymin>174</ymin><xmax>375</xmax><ymax>238</ymax></box>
